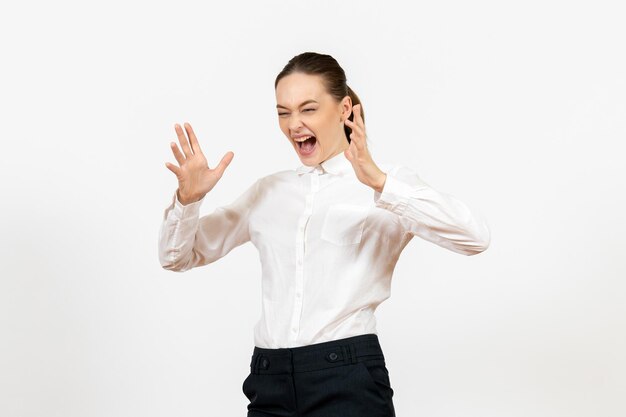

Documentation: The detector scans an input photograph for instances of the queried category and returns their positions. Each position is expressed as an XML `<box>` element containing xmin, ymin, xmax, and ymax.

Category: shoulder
<box><xmin>255</xmin><ymin>169</ymin><xmax>294</xmax><ymax>188</ymax></box>
<box><xmin>379</xmin><ymin>162</ymin><xmax>416</xmax><ymax>176</ymax></box>
<box><xmin>379</xmin><ymin>162</ymin><xmax>429</xmax><ymax>187</ymax></box>
<box><xmin>261</xmin><ymin>169</ymin><xmax>293</xmax><ymax>181</ymax></box>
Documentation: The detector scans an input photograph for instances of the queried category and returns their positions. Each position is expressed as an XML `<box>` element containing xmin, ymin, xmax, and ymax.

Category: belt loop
<box><xmin>252</xmin><ymin>354</ymin><xmax>260</xmax><ymax>374</ymax></box>
<box><xmin>349</xmin><ymin>343</ymin><xmax>357</xmax><ymax>363</ymax></box>
<box><xmin>340</xmin><ymin>345</ymin><xmax>349</xmax><ymax>363</ymax></box>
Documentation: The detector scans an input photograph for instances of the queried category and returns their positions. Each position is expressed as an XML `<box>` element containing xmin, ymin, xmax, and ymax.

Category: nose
<box><xmin>287</xmin><ymin>113</ymin><xmax>303</xmax><ymax>133</ymax></box>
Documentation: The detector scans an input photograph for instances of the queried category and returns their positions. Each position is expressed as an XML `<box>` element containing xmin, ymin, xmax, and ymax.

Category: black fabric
<box><xmin>241</xmin><ymin>333</ymin><xmax>396</xmax><ymax>417</ymax></box>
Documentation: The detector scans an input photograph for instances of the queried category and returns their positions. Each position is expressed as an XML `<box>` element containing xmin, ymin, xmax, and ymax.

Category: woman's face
<box><xmin>275</xmin><ymin>72</ymin><xmax>352</xmax><ymax>166</ymax></box>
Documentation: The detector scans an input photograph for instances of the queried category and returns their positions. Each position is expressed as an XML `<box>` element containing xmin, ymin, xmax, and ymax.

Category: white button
<box><xmin>297</xmin><ymin>259</ymin><xmax>302</xmax><ymax>265</ymax></box>
<box><xmin>296</xmin><ymin>292</ymin><xmax>301</xmax><ymax>298</ymax></box>
<box><xmin>292</xmin><ymin>328</ymin><xmax>297</xmax><ymax>333</ymax></box>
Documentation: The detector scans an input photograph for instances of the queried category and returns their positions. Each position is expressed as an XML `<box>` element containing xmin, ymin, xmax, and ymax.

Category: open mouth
<box><xmin>295</xmin><ymin>135</ymin><xmax>317</xmax><ymax>154</ymax></box>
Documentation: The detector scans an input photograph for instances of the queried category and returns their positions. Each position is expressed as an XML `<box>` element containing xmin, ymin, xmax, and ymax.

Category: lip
<box><xmin>296</xmin><ymin>136</ymin><xmax>317</xmax><ymax>156</ymax></box>
<box><xmin>292</xmin><ymin>133</ymin><xmax>315</xmax><ymax>140</ymax></box>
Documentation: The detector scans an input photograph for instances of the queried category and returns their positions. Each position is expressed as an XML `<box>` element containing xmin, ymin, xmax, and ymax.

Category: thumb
<box><xmin>215</xmin><ymin>151</ymin><xmax>234</xmax><ymax>177</ymax></box>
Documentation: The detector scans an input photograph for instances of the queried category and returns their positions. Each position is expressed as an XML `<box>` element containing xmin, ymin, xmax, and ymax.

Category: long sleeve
<box><xmin>158</xmin><ymin>178</ymin><xmax>261</xmax><ymax>272</ymax></box>
<box><xmin>373</xmin><ymin>165</ymin><xmax>490</xmax><ymax>256</ymax></box>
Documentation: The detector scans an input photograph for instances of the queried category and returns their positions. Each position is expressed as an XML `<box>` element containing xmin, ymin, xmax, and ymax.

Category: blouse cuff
<box><xmin>172</xmin><ymin>191</ymin><xmax>205</xmax><ymax>218</ymax></box>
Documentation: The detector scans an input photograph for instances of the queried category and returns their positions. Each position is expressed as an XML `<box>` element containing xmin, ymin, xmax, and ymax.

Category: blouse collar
<box><xmin>295</xmin><ymin>150</ymin><xmax>352</xmax><ymax>176</ymax></box>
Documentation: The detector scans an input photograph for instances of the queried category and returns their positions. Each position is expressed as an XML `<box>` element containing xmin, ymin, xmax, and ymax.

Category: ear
<box><xmin>340</xmin><ymin>95</ymin><xmax>352</xmax><ymax>122</ymax></box>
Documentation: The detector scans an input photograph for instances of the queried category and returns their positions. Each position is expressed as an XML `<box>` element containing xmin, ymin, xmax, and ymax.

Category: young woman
<box><xmin>159</xmin><ymin>52</ymin><xmax>490</xmax><ymax>417</ymax></box>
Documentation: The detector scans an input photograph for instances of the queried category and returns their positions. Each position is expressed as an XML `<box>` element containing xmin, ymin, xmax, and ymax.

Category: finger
<box><xmin>174</xmin><ymin>123</ymin><xmax>193</xmax><ymax>158</ymax></box>
<box><xmin>351</xmin><ymin>106</ymin><xmax>367</xmax><ymax>146</ymax></box>
<box><xmin>165</xmin><ymin>161</ymin><xmax>181</xmax><ymax>176</ymax></box>
<box><xmin>344</xmin><ymin>147</ymin><xmax>352</xmax><ymax>162</ymax></box>
<box><xmin>354</xmin><ymin>103</ymin><xmax>363</xmax><ymax>119</ymax></box>
<box><xmin>214</xmin><ymin>151</ymin><xmax>234</xmax><ymax>177</ymax></box>
<box><xmin>353</xmin><ymin>131</ymin><xmax>367</xmax><ymax>151</ymax></box>
<box><xmin>353</xmin><ymin>104</ymin><xmax>366</xmax><ymax>131</ymax></box>
<box><xmin>348</xmin><ymin>129</ymin><xmax>367</xmax><ymax>152</ymax></box>
<box><xmin>169</xmin><ymin>141</ymin><xmax>186</xmax><ymax>166</ymax></box>
<box><xmin>346</xmin><ymin>119</ymin><xmax>364</xmax><ymax>134</ymax></box>
<box><xmin>184</xmin><ymin>122</ymin><xmax>204</xmax><ymax>156</ymax></box>
<box><xmin>345</xmin><ymin>118</ymin><xmax>365</xmax><ymax>139</ymax></box>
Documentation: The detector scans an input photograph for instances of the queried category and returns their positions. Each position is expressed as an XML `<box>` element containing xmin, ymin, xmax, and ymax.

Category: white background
<box><xmin>1</xmin><ymin>0</ymin><xmax>624</xmax><ymax>416</ymax></box>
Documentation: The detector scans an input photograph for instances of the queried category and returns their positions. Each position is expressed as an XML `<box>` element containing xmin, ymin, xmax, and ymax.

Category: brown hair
<box><xmin>275</xmin><ymin>52</ymin><xmax>364</xmax><ymax>144</ymax></box>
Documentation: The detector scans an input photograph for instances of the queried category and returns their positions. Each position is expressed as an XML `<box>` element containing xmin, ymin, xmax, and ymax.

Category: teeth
<box><xmin>294</xmin><ymin>135</ymin><xmax>313</xmax><ymax>142</ymax></box>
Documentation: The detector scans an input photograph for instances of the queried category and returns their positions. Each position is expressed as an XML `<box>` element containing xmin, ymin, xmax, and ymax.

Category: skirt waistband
<box><xmin>249</xmin><ymin>333</ymin><xmax>384</xmax><ymax>374</ymax></box>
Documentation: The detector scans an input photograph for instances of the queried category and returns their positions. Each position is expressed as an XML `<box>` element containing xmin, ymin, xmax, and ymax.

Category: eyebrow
<box><xmin>276</xmin><ymin>99</ymin><xmax>318</xmax><ymax>110</ymax></box>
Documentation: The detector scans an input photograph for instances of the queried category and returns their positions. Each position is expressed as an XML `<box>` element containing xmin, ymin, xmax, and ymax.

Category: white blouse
<box><xmin>158</xmin><ymin>151</ymin><xmax>490</xmax><ymax>348</ymax></box>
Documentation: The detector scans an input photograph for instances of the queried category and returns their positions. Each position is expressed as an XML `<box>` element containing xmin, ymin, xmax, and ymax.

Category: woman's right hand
<box><xmin>165</xmin><ymin>122</ymin><xmax>234</xmax><ymax>205</ymax></box>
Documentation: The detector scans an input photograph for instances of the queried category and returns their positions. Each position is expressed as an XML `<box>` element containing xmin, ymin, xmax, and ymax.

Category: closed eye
<box><xmin>278</xmin><ymin>109</ymin><xmax>316</xmax><ymax>116</ymax></box>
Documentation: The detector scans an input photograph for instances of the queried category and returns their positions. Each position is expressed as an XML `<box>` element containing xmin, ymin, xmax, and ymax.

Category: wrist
<box><xmin>177</xmin><ymin>189</ymin><xmax>202</xmax><ymax>206</ymax></box>
<box><xmin>373</xmin><ymin>172</ymin><xmax>387</xmax><ymax>193</ymax></box>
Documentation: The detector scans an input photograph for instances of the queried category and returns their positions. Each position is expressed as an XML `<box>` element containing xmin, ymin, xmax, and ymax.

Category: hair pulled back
<box><xmin>275</xmin><ymin>52</ymin><xmax>364</xmax><ymax>144</ymax></box>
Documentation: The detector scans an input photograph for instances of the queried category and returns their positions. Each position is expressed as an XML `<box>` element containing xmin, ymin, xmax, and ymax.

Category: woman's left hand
<box><xmin>344</xmin><ymin>104</ymin><xmax>387</xmax><ymax>193</ymax></box>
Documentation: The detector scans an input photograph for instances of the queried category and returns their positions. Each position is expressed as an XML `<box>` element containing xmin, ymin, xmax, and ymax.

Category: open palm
<box><xmin>165</xmin><ymin>122</ymin><xmax>234</xmax><ymax>205</ymax></box>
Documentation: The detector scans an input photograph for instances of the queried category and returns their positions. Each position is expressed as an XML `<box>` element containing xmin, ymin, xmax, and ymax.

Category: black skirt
<box><xmin>242</xmin><ymin>333</ymin><xmax>396</xmax><ymax>417</ymax></box>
